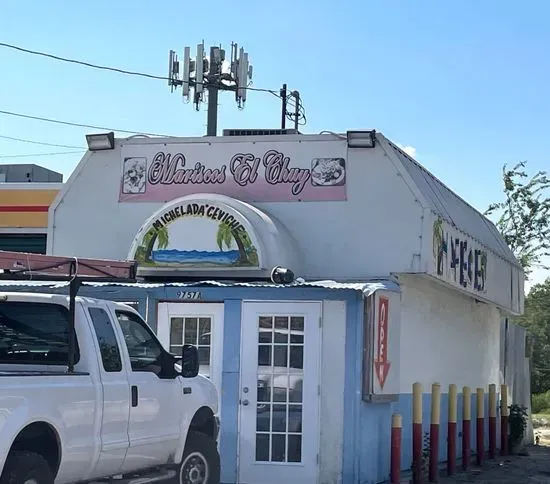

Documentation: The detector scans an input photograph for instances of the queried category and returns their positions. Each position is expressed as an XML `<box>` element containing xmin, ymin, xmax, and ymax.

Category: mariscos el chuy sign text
<box><xmin>119</xmin><ymin>142</ymin><xmax>347</xmax><ymax>202</ymax></box>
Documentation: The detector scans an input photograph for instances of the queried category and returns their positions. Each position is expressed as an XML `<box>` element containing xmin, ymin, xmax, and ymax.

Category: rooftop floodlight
<box><xmin>346</xmin><ymin>130</ymin><xmax>376</xmax><ymax>148</ymax></box>
<box><xmin>86</xmin><ymin>131</ymin><xmax>115</xmax><ymax>151</ymax></box>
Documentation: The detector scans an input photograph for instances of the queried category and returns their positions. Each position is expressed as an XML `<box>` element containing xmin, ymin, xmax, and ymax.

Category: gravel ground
<box><xmin>435</xmin><ymin>445</ymin><xmax>550</xmax><ymax>484</ymax></box>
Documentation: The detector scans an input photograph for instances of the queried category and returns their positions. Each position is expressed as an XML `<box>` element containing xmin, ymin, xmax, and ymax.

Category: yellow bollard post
<box><xmin>500</xmin><ymin>384</ymin><xmax>509</xmax><ymax>456</ymax></box>
<box><xmin>476</xmin><ymin>388</ymin><xmax>485</xmax><ymax>466</ymax></box>
<box><xmin>488</xmin><ymin>384</ymin><xmax>497</xmax><ymax>458</ymax></box>
<box><xmin>462</xmin><ymin>386</ymin><xmax>471</xmax><ymax>470</ymax></box>
<box><xmin>447</xmin><ymin>384</ymin><xmax>457</xmax><ymax>475</ymax></box>
<box><xmin>412</xmin><ymin>382</ymin><xmax>423</xmax><ymax>484</ymax></box>
<box><xmin>429</xmin><ymin>383</ymin><xmax>441</xmax><ymax>482</ymax></box>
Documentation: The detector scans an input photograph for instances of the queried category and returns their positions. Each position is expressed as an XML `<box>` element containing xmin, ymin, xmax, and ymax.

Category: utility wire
<box><xmin>0</xmin><ymin>134</ymin><xmax>84</xmax><ymax>149</ymax></box>
<box><xmin>0</xmin><ymin>109</ymin><xmax>169</xmax><ymax>137</ymax></box>
<box><xmin>0</xmin><ymin>41</ymin><xmax>307</xmax><ymax>129</ymax></box>
<box><xmin>0</xmin><ymin>41</ymin><xmax>168</xmax><ymax>81</ymax></box>
<box><xmin>0</xmin><ymin>41</ymin><xmax>282</xmax><ymax>95</ymax></box>
<box><xmin>0</xmin><ymin>150</ymin><xmax>85</xmax><ymax>159</ymax></box>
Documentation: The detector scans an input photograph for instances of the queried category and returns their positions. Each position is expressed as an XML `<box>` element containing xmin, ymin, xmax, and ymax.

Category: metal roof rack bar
<box><xmin>0</xmin><ymin>250</ymin><xmax>138</xmax><ymax>373</ymax></box>
<box><xmin>0</xmin><ymin>250</ymin><xmax>137</xmax><ymax>281</ymax></box>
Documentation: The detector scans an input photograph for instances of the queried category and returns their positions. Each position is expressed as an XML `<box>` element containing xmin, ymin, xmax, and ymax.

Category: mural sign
<box><xmin>129</xmin><ymin>200</ymin><xmax>260</xmax><ymax>270</ymax></box>
<box><xmin>432</xmin><ymin>217</ymin><xmax>488</xmax><ymax>294</ymax></box>
<box><xmin>119</xmin><ymin>141</ymin><xmax>347</xmax><ymax>202</ymax></box>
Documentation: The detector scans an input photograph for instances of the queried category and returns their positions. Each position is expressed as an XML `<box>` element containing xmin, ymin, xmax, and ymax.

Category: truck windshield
<box><xmin>0</xmin><ymin>301</ymin><xmax>80</xmax><ymax>365</ymax></box>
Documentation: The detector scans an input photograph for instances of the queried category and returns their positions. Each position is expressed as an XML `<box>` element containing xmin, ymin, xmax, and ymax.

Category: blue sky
<box><xmin>0</xmin><ymin>0</ymin><xmax>548</xmax><ymax>288</ymax></box>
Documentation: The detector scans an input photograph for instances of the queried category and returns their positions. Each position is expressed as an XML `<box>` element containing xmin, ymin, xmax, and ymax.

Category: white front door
<box><xmin>238</xmin><ymin>302</ymin><xmax>321</xmax><ymax>484</ymax></box>
<box><xmin>157</xmin><ymin>303</ymin><xmax>224</xmax><ymax>405</ymax></box>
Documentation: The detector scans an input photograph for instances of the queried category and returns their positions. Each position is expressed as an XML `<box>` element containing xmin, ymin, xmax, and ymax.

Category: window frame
<box><xmin>88</xmin><ymin>306</ymin><xmax>123</xmax><ymax>373</ymax></box>
<box><xmin>169</xmin><ymin>316</ymin><xmax>212</xmax><ymax>376</ymax></box>
<box><xmin>0</xmin><ymin>300</ymin><xmax>81</xmax><ymax>366</ymax></box>
<box><xmin>115</xmin><ymin>309</ymin><xmax>169</xmax><ymax>375</ymax></box>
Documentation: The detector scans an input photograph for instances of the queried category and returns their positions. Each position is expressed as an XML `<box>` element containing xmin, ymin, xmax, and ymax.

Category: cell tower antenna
<box><xmin>167</xmin><ymin>41</ymin><xmax>253</xmax><ymax>136</ymax></box>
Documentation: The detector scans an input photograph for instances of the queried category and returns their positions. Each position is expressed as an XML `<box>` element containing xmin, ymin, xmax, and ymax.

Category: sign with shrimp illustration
<box><xmin>119</xmin><ymin>141</ymin><xmax>347</xmax><ymax>202</ymax></box>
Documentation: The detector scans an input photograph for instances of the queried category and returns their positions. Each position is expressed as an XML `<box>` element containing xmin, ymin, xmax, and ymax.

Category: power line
<box><xmin>0</xmin><ymin>41</ymin><xmax>281</xmax><ymax>95</ymax></box>
<box><xmin>0</xmin><ymin>150</ymin><xmax>85</xmax><ymax>159</ymax></box>
<box><xmin>0</xmin><ymin>134</ymin><xmax>84</xmax><ymax>149</ymax></box>
<box><xmin>0</xmin><ymin>109</ymin><xmax>169</xmax><ymax>137</ymax></box>
<box><xmin>0</xmin><ymin>40</ymin><xmax>308</xmax><ymax>131</ymax></box>
<box><xmin>0</xmin><ymin>41</ymin><xmax>167</xmax><ymax>81</ymax></box>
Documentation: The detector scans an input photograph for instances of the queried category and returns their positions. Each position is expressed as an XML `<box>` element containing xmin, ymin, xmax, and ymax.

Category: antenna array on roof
<box><xmin>167</xmin><ymin>41</ymin><xmax>253</xmax><ymax>136</ymax></box>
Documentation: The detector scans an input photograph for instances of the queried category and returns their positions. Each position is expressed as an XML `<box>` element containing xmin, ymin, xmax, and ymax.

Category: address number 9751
<box><xmin>176</xmin><ymin>290</ymin><xmax>201</xmax><ymax>300</ymax></box>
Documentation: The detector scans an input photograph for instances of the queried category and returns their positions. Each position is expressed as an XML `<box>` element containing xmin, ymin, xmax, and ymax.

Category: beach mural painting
<box><xmin>131</xmin><ymin>201</ymin><xmax>259</xmax><ymax>268</ymax></box>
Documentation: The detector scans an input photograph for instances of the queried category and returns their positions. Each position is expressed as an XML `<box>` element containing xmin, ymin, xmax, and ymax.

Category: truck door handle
<box><xmin>131</xmin><ymin>385</ymin><xmax>138</xmax><ymax>407</ymax></box>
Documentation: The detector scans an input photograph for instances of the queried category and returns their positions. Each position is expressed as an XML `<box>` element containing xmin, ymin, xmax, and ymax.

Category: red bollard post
<box><xmin>391</xmin><ymin>414</ymin><xmax>402</xmax><ymax>484</ymax></box>
<box><xmin>447</xmin><ymin>384</ymin><xmax>457</xmax><ymax>475</ymax></box>
<box><xmin>412</xmin><ymin>382</ymin><xmax>423</xmax><ymax>484</ymax></box>
<box><xmin>488</xmin><ymin>384</ymin><xmax>497</xmax><ymax>459</ymax></box>
<box><xmin>429</xmin><ymin>383</ymin><xmax>441</xmax><ymax>482</ymax></box>
<box><xmin>500</xmin><ymin>384</ymin><xmax>509</xmax><ymax>456</ymax></box>
<box><xmin>462</xmin><ymin>386</ymin><xmax>471</xmax><ymax>471</ymax></box>
<box><xmin>476</xmin><ymin>388</ymin><xmax>485</xmax><ymax>466</ymax></box>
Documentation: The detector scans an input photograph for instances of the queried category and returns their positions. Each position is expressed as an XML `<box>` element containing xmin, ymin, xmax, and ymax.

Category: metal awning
<box><xmin>0</xmin><ymin>278</ymin><xmax>400</xmax><ymax>296</ymax></box>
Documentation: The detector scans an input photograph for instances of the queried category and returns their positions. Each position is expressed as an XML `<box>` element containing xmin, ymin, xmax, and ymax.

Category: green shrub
<box><xmin>509</xmin><ymin>404</ymin><xmax>528</xmax><ymax>449</ymax></box>
<box><xmin>532</xmin><ymin>391</ymin><xmax>550</xmax><ymax>414</ymax></box>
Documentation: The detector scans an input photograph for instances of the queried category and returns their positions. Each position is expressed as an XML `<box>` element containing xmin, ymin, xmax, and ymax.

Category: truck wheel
<box><xmin>178</xmin><ymin>431</ymin><xmax>220</xmax><ymax>484</ymax></box>
<box><xmin>0</xmin><ymin>451</ymin><xmax>53</xmax><ymax>484</ymax></box>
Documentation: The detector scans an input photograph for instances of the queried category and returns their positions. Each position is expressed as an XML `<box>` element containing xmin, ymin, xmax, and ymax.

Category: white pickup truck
<box><xmin>0</xmin><ymin>292</ymin><xmax>220</xmax><ymax>484</ymax></box>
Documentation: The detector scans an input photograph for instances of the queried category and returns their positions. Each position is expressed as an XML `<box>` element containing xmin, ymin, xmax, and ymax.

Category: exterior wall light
<box><xmin>346</xmin><ymin>130</ymin><xmax>376</xmax><ymax>148</ymax></box>
<box><xmin>271</xmin><ymin>266</ymin><xmax>295</xmax><ymax>284</ymax></box>
<box><xmin>85</xmin><ymin>131</ymin><xmax>115</xmax><ymax>151</ymax></box>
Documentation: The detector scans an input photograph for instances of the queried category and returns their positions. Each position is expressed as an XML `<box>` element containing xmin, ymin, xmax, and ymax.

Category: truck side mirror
<box><xmin>180</xmin><ymin>344</ymin><xmax>199</xmax><ymax>378</ymax></box>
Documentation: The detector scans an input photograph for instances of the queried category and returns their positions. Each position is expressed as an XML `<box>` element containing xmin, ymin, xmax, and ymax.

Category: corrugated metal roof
<box><xmin>379</xmin><ymin>135</ymin><xmax>519</xmax><ymax>266</ymax></box>
<box><xmin>0</xmin><ymin>278</ymin><xmax>400</xmax><ymax>296</ymax></box>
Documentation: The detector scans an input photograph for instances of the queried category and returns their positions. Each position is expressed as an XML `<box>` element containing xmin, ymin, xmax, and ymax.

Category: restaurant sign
<box><xmin>432</xmin><ymin>217</ymin><xmax>488</xmax><ymax>294</ymax></box>
<box><xmin>119</xmin><ymin>141</ymin><xmax>347</xmax><ymax>202</ymax></box>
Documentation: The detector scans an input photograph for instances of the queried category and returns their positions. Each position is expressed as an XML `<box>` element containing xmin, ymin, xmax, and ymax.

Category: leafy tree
<box><xmin>486</xmin><ymin>161</ymin><xmax>550</xmax><ymax>395</ymax></box>
<box><xmin>516</xmin><ymin>279</ymin><xmax>550</xmax><ymax>395</ymax></box>
<box><xmin>485</xmin><ymin>161</ymin><xmax>550</xmax><ymax>274</ymax></box>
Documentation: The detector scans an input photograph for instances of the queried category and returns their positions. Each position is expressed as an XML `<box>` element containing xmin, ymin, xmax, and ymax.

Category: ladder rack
<box><xmin>0</xmin><ymin>250</ymin><xmax>137</xmax><ymax>282</ymax></box>
<box><xmin>0</xmin><ymin>250</ymin><xmax>138</xmax><ymax>373</ymax></box>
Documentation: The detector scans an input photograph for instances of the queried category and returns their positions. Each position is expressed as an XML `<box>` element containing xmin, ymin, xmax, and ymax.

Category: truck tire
<box><xmin>178</xmin><ymin>431</ymin><xmax>220</xmax><ymax>484</ymax></box>
<box><xmin>0</xmin><ymin>451</ymin><xmax>53</xmax><ymax>484</ymax></box>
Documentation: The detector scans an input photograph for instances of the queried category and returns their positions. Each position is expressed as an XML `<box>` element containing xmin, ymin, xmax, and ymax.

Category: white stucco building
<box><xmin>32</xmin><ymin>129</ymin><xmax>525</xmax><ymax>483</ymax></box>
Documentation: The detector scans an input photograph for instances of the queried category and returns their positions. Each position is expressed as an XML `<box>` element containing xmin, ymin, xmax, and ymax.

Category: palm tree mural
<box><xmin>216</xmin><ymin>222</ymin><xmax>258</xmax><ymax>266</ymax></box>
<box><xmin>133</xmin><ymin>226</ymin><xmax>169</xmax><ymax>263</ymax></box>
<box><xmin>216</xmin><ymin>222</ymin><xmax>233</xmax><ymax>253</ymax></box>
<box><xmin>432</xmin><ymin>218</ymin><xmax>447</xmax><ymax>276</ymax></box>
<box><xmin>133</xmin><ymin>218</ymin><xmax>258</xmax><ymax>267</ymax></box>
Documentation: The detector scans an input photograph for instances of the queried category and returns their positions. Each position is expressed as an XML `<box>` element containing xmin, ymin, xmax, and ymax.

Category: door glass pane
<box><xmin>255</xmin><ymin>314</ymin><xmax>304</xmax><ymax>463</ymax></box>
<box><xmin>169</xmin><ymin>316</ymin><xmax>212</xmax><ymax>379</ymax></box>
<box><xmin>88</xmin><ymin>307</ymin><xmax>122</xmax><ymax>373</ymax></box>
